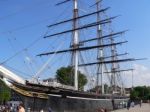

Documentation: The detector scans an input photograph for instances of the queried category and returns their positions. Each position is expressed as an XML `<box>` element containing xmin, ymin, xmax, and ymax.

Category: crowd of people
<box><xmin>0</xmin><ymin>103</ymin><xmax>25</xmax><ymax>112</ymax></box>
<box><xmin>127</xmin><ymin>99</ymin><xmax>143</xmax><ymax>110</ymax></box>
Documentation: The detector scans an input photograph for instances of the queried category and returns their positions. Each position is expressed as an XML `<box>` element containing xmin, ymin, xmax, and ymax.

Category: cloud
<box><xmin>82</xmin><ymin>64</ymin><xmax>150</xmax><ymax>89</ymax></box>
<box><xmin>123</xmin><ymin>64</ymin><xmax>150</xmax><ymax>87</ymax></box>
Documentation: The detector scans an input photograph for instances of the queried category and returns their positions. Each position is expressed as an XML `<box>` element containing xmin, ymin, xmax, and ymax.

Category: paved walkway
<box><xmin>111</xmin><ymin>103</ymin><xmax>150</xmax><ymax>112</ymax></box>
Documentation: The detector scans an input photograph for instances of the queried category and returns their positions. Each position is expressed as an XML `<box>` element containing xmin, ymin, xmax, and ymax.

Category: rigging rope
<box><xmin>1</xmin><ymin>1</ymin><xmax>71</xmax><ymax>35</ymax></box>
<box><xmin>32</xmin><ymin>40</ymin><xmax>65</xmax><ymax>81</ymax></box>
<box><xmin>0</xmin><ymin>3</ymin><xmax>72</xmax><ymax>81</ymax></box>
<box><xmin>0</xmin><ymin>0</ymin><xmax>52</xmax><ymax>21</ymax></box>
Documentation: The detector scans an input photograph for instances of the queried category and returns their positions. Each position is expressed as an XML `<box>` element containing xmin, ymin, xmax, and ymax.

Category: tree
<box><xmin>56</xmin><ymin>66</ymin><xmax>87</xmax><ymax>90</ymax></box>
<box><xmin>130</xmin><ymin>86</ymin><xmax>150</xmax><ymax>100</ymax></box>
<box><xmin>0</xmin><ymin>79</ymin><xmax>11</xmax><ymax>104</ymax></box>
<box><xmin>130</xmin><ymin>90</ymin><xmax>139</xmax><ymax>100</ymax></box>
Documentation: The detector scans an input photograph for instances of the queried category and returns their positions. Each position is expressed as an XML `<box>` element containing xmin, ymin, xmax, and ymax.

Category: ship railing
<box><xmin>35</xmin><ymin>81</ymin><xmax>75</xmax><ymax>90</ymax></box>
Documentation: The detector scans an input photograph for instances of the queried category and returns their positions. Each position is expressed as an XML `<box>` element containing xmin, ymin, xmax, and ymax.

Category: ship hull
<box><xmin>12</xmin><ymin>89</ymin><xmax>128</xmax><ymax>112</ymax></box>
<box><xmin>9</xmin><ymin>82</ymin><xmax>128</xmax><ymax>112</ymax></box>
<box><xmin>23</xmin><ymin>95</ymin><xmax>113</xmax><ymax>112</ymax></box>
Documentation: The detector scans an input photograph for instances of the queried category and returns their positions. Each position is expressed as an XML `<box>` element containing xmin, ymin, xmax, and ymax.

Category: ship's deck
<box><xmin>10</xmin><ymin>81</ymin><xmax>128</xmax><ymax>100</ymax></box>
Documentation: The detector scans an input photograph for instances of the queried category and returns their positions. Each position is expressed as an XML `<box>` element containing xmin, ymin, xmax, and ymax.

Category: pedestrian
<box><xmin>48</xmin><ymin>107</ymin><xmax>52</xmax><ymax>112</ymax></box>
<box><xmin>140</xmin><ymin>99</ymin><xmax>142</xmax><ymax>107</ymax></box>
<box><xmin>131</xmin><ymin>101</ymin><xmax>135</xmax><ymax>107</ymax></box>
<box><xmin>3</xmin><ymin>106</ymin><xmax>9</xmax><ymax>112</ymax></box>
<box><xmin>112</xmin><ymin>99</ymin><xmax>115</xmax><ymax>110</ymax></box>
<box><xmin>18</xmin><ymin>103</ymin><xmax>25</xmax><ymax>112</ymax></box>
<box><xmin>127</xmin><ymin>100</ymin><xmax>131</xmax><ymax>110</ymax></box>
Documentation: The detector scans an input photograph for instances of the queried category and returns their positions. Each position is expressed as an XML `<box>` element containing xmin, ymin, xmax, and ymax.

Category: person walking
<box><xmin>127</xmin><ymin>100</ymin><xmax>131</xmax><ymax>110</ymax></box>
<box><xmin>112</xmin><ymin>99</ymin><xmax>115</xmax><ymax>110</ymax></box>
<box><xmin>140</xmin><ymin>99</ymin><xmax>142</xmax><ymax>107</ymax></box>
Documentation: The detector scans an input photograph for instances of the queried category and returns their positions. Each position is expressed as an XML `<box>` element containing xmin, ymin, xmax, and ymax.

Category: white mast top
<box><xmin>96</xmin><ymin>0</ymin><xmax>104</xmax><ymax>94</ymax></box>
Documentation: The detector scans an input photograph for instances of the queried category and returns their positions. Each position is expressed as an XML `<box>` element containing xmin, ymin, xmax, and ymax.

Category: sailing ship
<box><xmin>0</xmin><ymin>0</ymin><xmax>142</xmax><ymax>112</ymax></box>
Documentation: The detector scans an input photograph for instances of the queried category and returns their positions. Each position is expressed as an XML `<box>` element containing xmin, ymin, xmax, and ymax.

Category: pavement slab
<box><xmin>111</xmin><ymin>103</ymin><xmax>150</xmax><ymax>112</ymax></box>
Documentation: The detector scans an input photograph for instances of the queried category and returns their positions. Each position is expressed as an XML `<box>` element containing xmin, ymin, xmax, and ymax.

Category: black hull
<box><xmin>10</xmin><ymin>82</ymin><xmax>128</xmax><ymax>112</ymax></box>
<box><xmin>24</xmin><ymin>95</ymin><xmax>112</xmax><ymax>112</ymax></box>
<box><xmin>13</xmin><ymin>90</ymin><xmax>128</xmax><ymax>112</ymax></box>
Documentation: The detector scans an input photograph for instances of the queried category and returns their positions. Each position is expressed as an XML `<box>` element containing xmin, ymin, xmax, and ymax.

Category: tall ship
<box><xmin>0</xmin><ymin>0</ymin><xmax>142</xmax><ymax>112</ymax></box>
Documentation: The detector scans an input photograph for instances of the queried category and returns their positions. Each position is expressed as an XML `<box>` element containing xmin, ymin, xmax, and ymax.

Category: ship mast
<box><xmin>73</xmin><ymin>0</ymin><xmax>79</xmax><ymax>90</ymax></box>
<box><xmin>110</xmin><ymin>36</ymin><xmax>116</xmax><ymax>92</ymax></box>
<box><xmin>37</xmin><ymin>0</ymin><xmax>145</xmax><ymax>93</ymax></box>
<box><xmin>96</xmin><ymin>0</ymin><xmax>104</xmax><ymax>94</ymax></box>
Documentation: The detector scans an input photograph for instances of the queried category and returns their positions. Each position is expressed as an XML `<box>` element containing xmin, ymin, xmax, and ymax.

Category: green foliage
<box><xmin>130</xmin><ymin>90</ymin><xmax>139</xmax><ymax>100</ymax></box>
<box><xmin>56</xmin><ymin>66</ymin><xmax>87</xmax><ymax>90</ymax></box>
<box><xmin>130</xmin><ymin>86</ymin><xmax>150</xmax><ymax>100</ymax></box>
<box><xmin>0</xmin><ymin>79</ymin><xmax>11</xmax><ymax>104</ymax></box>
<box><xmin>56</xmin><ymin>66</ymin><xmax>73</xmax><ymax>85</ymax></box>
<box><xmin>78</xmin><ymin>72</ymin><xmax>88</xmax><ymax>90</ymax></box>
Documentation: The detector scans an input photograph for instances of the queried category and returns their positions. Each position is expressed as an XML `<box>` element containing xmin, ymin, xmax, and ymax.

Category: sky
<box><xmin>0</xmin><ymin>0</ymin><xmax>150</xmax><ymax>88</ymax></box>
